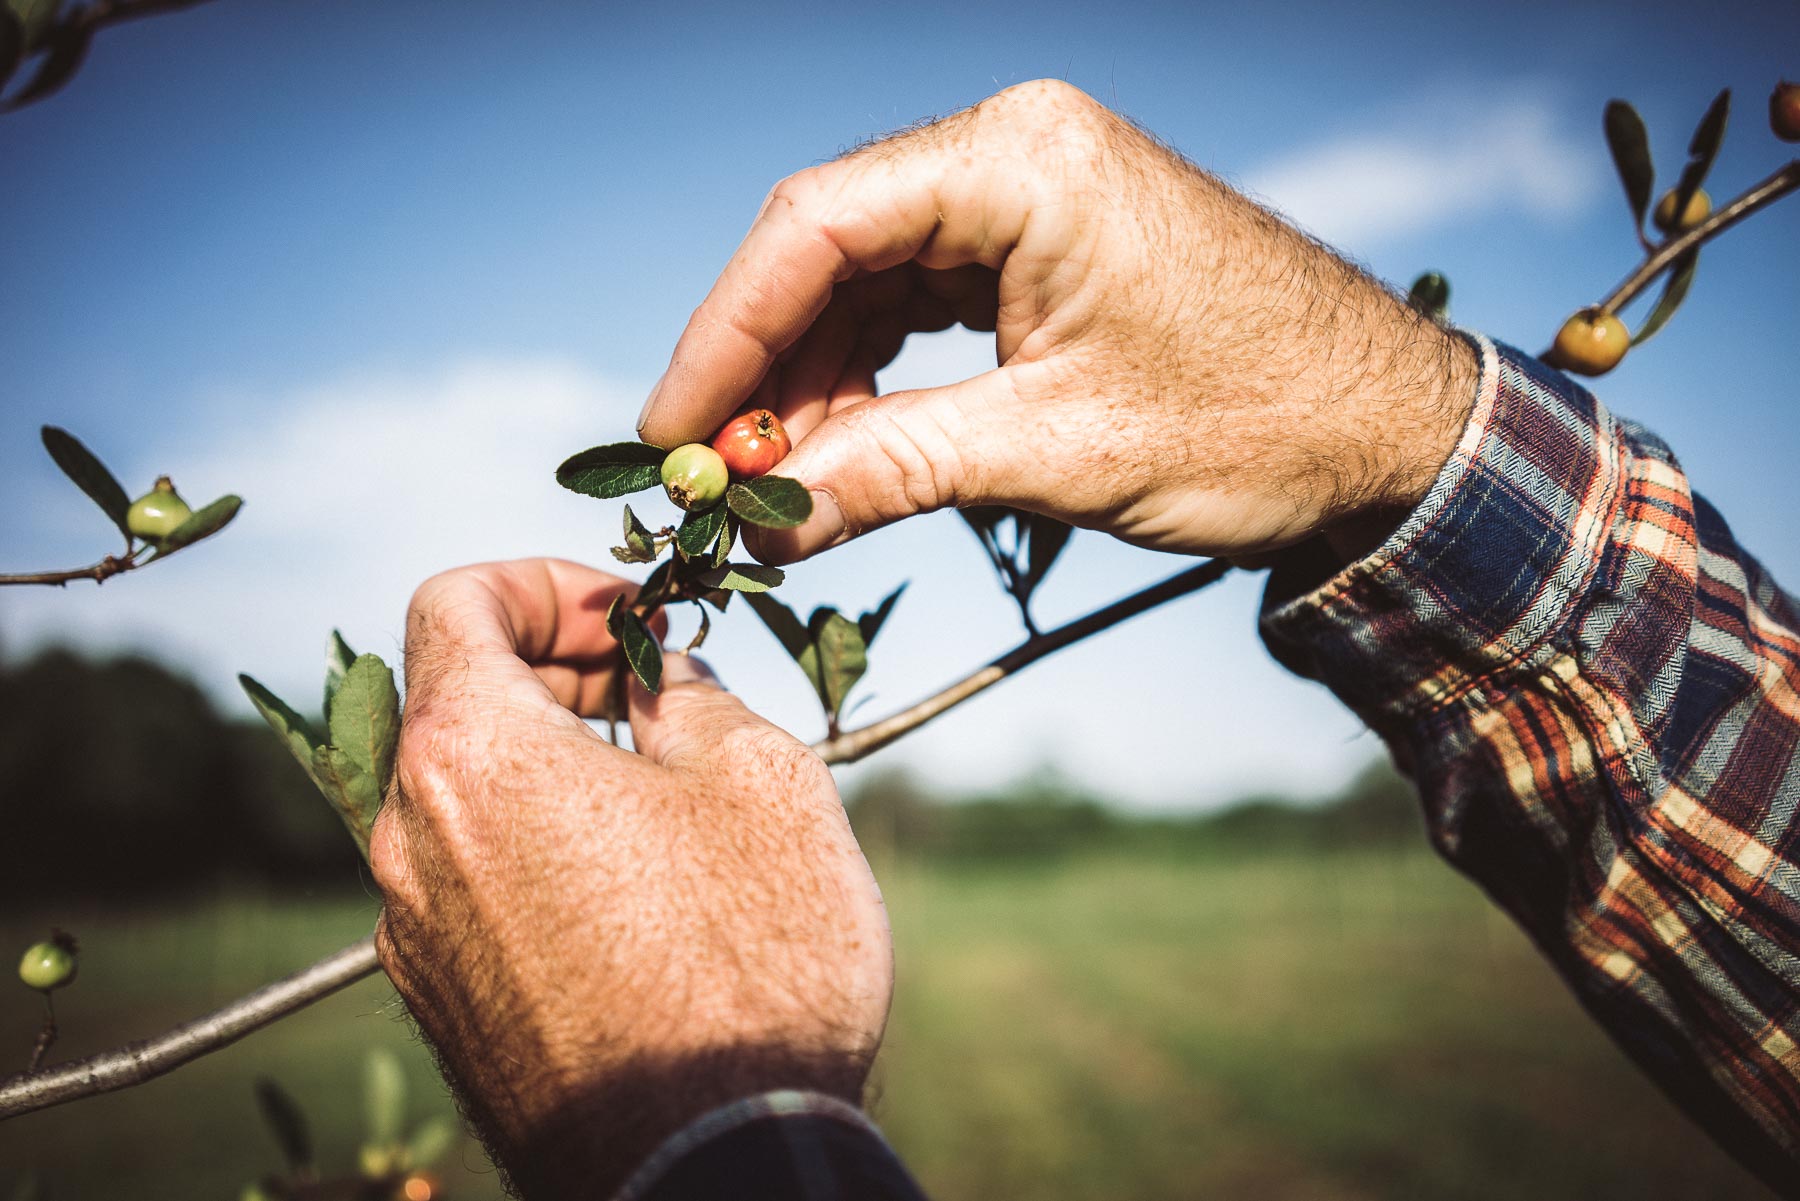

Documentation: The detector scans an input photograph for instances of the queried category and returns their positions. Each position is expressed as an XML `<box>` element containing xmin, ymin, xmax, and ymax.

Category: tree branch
<box><xmin>1597</xmin><ymin>160</ymin><xmax>1800</xmax><ymax>318</ymax></box>
<box><xmin>0</xmin><ymin>558</ymin><xmax>1232</xmax><ymax>1121</ymax></box>
<box><xmin>0</xmin><ymin>935</ymin><xmax>378</xmax><ymax>1120</ymax></box>
<box><xmin>0</xmin><ymin>554</ymin><xmax>139</xmax><ymax>587</ymax></box>
<box><xmin>813</xmin><ymin>559</ymin><xmax>1233</xmax><ymax>765</ymax></box>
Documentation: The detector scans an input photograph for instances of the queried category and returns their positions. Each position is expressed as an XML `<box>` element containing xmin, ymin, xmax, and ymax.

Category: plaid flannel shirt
<box><xmin>613</xmin><ymin>335</ymin><xmax>1800</xmax><ymax>1199</ymax></box>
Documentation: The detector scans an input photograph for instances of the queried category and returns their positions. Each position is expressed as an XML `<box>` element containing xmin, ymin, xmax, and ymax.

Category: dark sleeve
<box><xmin>1261</xmin><ymin>335</ymin><xmax>1800</xmax><ymax>1197</ymax></box>
<box><xmin>614</xmin><ymin>1091</ymin><xmax>929</xmax><ymax>1201</ymax></box>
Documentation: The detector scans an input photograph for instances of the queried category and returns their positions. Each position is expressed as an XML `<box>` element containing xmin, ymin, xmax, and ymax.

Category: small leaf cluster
<box><xmin>556</xmin><ymin>440</ymin><xmax>811</xmax><ymax>694</ymax></box>
<box><xmin>747</xmin><ymin>586</ymin><xmax>905</xmax><ymax>735</ymax></box>
<box><xmin>1599</xmin><ymin>89</ymin><xmax>1730</xmax><ymax>347</ymax></box>
<box><xmin>959</xmin><ymin>507</ymin><xmax>1071</xmax><ymax>636</ymax></box>
<box><xmin>36</xmin><ymin>425</ymin><xmax>241</xmax><ymax>569</ymax></box>
<box><xmin>239</xmin><ymin>633</ymin><xmax>399</xmax><ymax>860</ymax></box>
<box><xmin>244</xmin><ymin>1049</ymin><xmax>459</xmax><ymax>1201</ymax></box>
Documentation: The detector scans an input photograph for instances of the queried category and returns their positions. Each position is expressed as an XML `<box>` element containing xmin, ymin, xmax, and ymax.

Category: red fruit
<box><xmin>1772</xmin><ymin>81</ymin><xmax>1800</xmax><ymax>143</ymax></box>
<box><xmin>710</xmin><ymin>409</ymin><xmax>792</xmax><ymax>480</ymax></box>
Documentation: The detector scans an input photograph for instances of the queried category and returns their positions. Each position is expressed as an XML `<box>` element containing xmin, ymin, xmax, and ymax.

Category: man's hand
<box><xmin>637</xmin><ymin>79</ymin><xmax>1478</xmax><ymax>564</ymax></box>
<box><xmin>370</xmin><ymin>559</ymin><xmax>893</xmax><ymax>1199</ymax></box>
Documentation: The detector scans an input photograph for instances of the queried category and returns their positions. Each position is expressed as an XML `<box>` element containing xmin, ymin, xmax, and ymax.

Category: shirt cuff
<box><xmin>611</xmin><ymin>1090</ymin><xmax>899</xmax><ymax>1201</ymax></box>
<box><xmin>1259</xmin><ymin>334</ymin><xmax>1629</xmax><ymax>725</ymax></box>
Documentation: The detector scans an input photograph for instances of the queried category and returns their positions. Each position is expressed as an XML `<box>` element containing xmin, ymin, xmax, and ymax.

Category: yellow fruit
<box><xmin>126</xmin><ymin>476</ymin><xmax>193</xmax><ymax>542</ymax></box>
<box><xmin>1653</xmin><ymin>188</ymin><xmax>1711</xmax><ymax>234</ymax></box>
<box><xmin>1550</xmin><ymin>310</ymin><xmax>1629</xmax><ymax>377</ymax></box>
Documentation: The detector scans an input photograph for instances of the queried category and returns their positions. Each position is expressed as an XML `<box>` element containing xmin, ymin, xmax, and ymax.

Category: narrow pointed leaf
<box><xmin>40</xmin><ymin>426</ymin><xmax>131</xmax><ymax>540</ymax></box>
<box><xmin>239</xmin><ymin>673</ymin><xmax>323</xmax><ymax>755</ymax></box>
<box><xmin>328</xmin><ymin>654</ymin><xmax>400</xmax><ymax>783</ymax></box>
<box><xmin>313</xmin><ymin>746</ymin><xmax>378</xmax><ymax>857</ymax></box>
<box><xmin>700</xmin><ymin>588</ymin><xmax>733</xmax><ymax>612</ymax></box>
<box><xmin>2</xmin><ymin>17</ymin><xmax>90</xmax><ymax>111</ymax></box>
<box><xmin>745</xmin><ymin>592</ymin><xmax>810</xmax><ymax>660</ymax></box>
<box><xmin>403</xmin><ymin>1117</ymin><xmax>459</xmax><ymax>1170</ymax></box>
<box><xmin>713</xmin><ymin>513</ymin><xmax>737</xmax><ymax>566</ymax></box>
<box><xmin>638</xmin><ymin>559</ymin><xmax>673</xmax><ymax>604</ymax></box>
<box><xmin>622</xmin><ymin>504</ymin><xmax>656</xmax><ymax>559</ymax></box>
<box><xmin>604</xmin><ymin>594</ymin><xmax>626</xmax><ymax>638</ymax></box>
<box><xmin>675</xmin><ymin>502</ymin><xmax>728</xmax><ymax>558</ymax></box>
<box><xmin>1602</xmin><ymin>99</ymin><xmax>1654</xmax><ymax>235</ymax></box>
<box><xmin>621</xmin><ymin>610</ymin><xmax>663</xmax><ymax>692</ymax></box>
<box><xmin>858</xmin><ymin>583</ymin><xmax>907</xmax><ymax>646</ymax></box>
<box><xmin>1672</xmin><ymin>88</ymin><xmax>1730</xmax><ymax>211</ymax></box>
<box><xmin>555</xmin><ymin>442</ymin><xmax>665</xmax><ymax>499</ymax></box>
<box><xmin>725</xmin><ymin>475</ymin><xmax>812</xmax><ymax>527</ymax></box>
<box><xmin>610</xmin><ymin>544</ymin><xmax>658</xmax><ymax>565</ymax></box>
<box><xmin>155</xmin><ymin>494</ymin><xmax>242</xmax><ymax>554</ymax></box>
<box><xmin>811</xmin><ymin>610</ymin><xmax>868</xmax><ymax>716</ymax></box>
<box><xmin>1023</xmin><ymin>514</ymin><xmax>1072</xmax><ymax>592</ymax></box>
<box><xmin>324</xmin><ymin>630</ymin><xmax>357</xmax><ymax>719</ymax></box>
<box><xmin>253</xmin><ymin>1078</ymin><xmax>314</xmax><ymax>1173</ymax></box>
<box><xmin>365</xmin><ymin>1048</ymin><xmax>407</xmax><ymax>1148</ymax></box>
<box><xmin>1632</xmin><ymin>249</ymin><xmax>1699</xmax><ymax>346</ymax></box>
<box><xmin>696</xmin><ymin>562</ymin><xmax>784</xmax><ymax>593</ymax></box>
<box><xmin>684</xmin><ymin>604</ymin><xmax>712</xmax><ymax>653</ymax></box>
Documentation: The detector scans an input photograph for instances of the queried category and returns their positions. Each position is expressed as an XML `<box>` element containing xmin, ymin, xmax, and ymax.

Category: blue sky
<box><xmin>3</xmin><ymin>0</ymin><xmax>1797</xmax><ymax>808</ymax></box>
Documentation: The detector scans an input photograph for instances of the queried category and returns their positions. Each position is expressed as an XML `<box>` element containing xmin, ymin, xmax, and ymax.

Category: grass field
<box><xmin>0</xmin><ymin>848</ymin><xmax>1774</xmax><ymax>1199</ymax></box>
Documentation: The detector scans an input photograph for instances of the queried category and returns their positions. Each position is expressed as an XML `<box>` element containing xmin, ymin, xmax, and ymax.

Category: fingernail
<box><xmin>662</xmin><ymin>653</ymin><xmax>725</xmax><ymax>691</ymax></box>
<box><xmin>636</xmin><ymin>375</ymin><xmax>665</xmax><ymax>436</ymax></box>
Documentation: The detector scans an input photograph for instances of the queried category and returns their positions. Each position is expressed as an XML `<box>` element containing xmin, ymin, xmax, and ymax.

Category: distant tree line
<box><xmin>0</xmin><ymin>646</ymin><xmax>1427</xmax><ymax>902</ymax></box>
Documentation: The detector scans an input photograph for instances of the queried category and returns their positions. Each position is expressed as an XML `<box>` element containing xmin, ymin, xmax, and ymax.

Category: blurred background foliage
<box><xmin>0</xmin><ymin>644</ymin><xmax>1775</xmax><ymax>1198</ymax></box>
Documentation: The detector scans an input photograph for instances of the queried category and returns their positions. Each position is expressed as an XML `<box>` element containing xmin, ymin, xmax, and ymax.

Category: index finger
<box><xmin>636</xmin><ymin>100</ymin><xmax>1029</xmax><ymax>449</ymax></box>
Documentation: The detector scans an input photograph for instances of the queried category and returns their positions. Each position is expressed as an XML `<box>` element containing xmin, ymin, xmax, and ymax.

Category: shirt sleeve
<box><xmin>1260</xmin><ymin>334</ymin><xmax>1800</xmax><ymax>1195</ymax></box>
<box><xmin>611</xmin><ymin>1091</ymin><xmax>929</xmax><ymax>1201</ymax></box>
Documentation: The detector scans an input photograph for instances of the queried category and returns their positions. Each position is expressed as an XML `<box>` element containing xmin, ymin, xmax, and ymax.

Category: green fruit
<box><xmin>126</xmin><ymin>476</ymin><xmax>193</xmax><ymax>542</ymax></box>
<box><xmin>660</xmin><ymin>444</ymin><xmax>730</xmax><ymax>511</ymax></box>
<box><xmin>18</xmin><ymin>935</ymin><xmax>77</xmax><ymax>992</ymax></box>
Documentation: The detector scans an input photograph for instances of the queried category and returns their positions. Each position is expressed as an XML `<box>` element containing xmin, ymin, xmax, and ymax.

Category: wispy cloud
<box><xmin>1241</xmin><ymin>90</ymin><xmax>1605</xmax><ymax>251</ymax></box>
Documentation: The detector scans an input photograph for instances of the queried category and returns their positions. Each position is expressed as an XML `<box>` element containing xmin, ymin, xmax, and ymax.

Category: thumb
<box><xmin>626</xmin><ymin>653</ymin><xmax>792</xmax><ymax>773</ymax></box>
<box><xmin>751</xmin><ymin>367</ymin><xmax>1021</xmax><ymax>564</ymax></box>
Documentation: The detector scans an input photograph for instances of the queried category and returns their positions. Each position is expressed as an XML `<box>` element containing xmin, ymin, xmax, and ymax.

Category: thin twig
<box><xmin>813</xmin><ymin>559</ymin><xmax>1233</xmax><ymax>765</ymax></box>
<box><xmin>0</xmin><ymin>558</ymin><xmax>1232</xmax><ymax>1121</ymax></box>
<box><xmin>1598</xmin><ymin>160</ymin><xmax>1800</xmax><ymax>318</ymax></box>
<box><xmin>0</xmin><ymin>554</ymin><xmax>138</xmax><ymax>587</ymax></box>
<box><xmin>0</xmin><ymin>935</ymin><xmax>379</xmax><ymax>1120</ymax></box>
<box><xmin>25</xmin><ymin>996</ymin><xmax>56</xmax><ymax>1074</ymax></box>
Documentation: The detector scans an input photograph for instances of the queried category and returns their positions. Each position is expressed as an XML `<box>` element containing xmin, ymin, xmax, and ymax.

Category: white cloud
<box><xmin>1241</xmin><ymin>92</ymin><xmax>1604</xmax><ymax>251</ymax></box>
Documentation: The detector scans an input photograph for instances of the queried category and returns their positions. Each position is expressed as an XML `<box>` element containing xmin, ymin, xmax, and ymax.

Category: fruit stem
<box><xmin>1596</xmin><ymin>159</ymin><xmax>1800</xmax><ymax>319</ymax></box>
<box><xmin>25</xmin><ymin>995</ymin><xmax>56</xmax><ymax>1074</ymax></box>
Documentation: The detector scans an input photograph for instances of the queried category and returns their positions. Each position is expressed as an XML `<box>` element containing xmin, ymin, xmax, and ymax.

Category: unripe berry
<box><xmin>1653</xmin><ymin>187</ymin><xmax>1711</xmax><ymax>234</ymax></box>
<box><xmin>1550</xmin><ymin>309</ymin><xmax>1630</xmax><ymax>377</ymax></box>
<box><xmin>1771</xmin><ymin>81</ymin><xmax>1800</xmax><ymax>142</ymax></box>
<box><xmin>18</xmin><ymin>933</ymin><xmax>78</xmax><ymax>992</ymax></box>
<box><xmin>710</xmin><ymin>409</ymin><xmax>793</xmax><ymax>480</ymax></box>
<box><xmin>660</xmin><ymin>444</ymin><xmax>729</xmax><ymax>511</ymax></box>
<box><xmin>126</xmin><ymin>476</ymin><xmax>193</xmax><ymax>542</ymax></box>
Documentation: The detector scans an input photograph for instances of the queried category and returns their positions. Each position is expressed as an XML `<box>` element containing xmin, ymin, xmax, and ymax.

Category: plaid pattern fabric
<box><xmin>1263</xmin><ymin>335</ymin><xmax>1800</xmax><ymax>1195</ymax></box>
<box><xmin>615</xmin><ymin>1091</ymin><xmax>926</xmax><ymax>1201</ymax></box>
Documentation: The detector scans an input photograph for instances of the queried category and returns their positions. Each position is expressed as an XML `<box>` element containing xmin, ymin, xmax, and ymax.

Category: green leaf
<box><xmin>240</xmin><ymin>673</ymin><xmax>323</xmax><ymax>761</ymax></box>
<box><xmin>745</xmin><ymin>592</ymin><xmax>810</xmax><ymax>660</ymax></box>
<box><xmin>810</xmin><ymin>609</ymin><xmax>868</xmax><ymax>717</ymax></box>
<box><xmin>0</xmin><ymin>10</ymin><xmax>23</xmax><ymax>90</ymax></box>
<box><xmin>621</xmin><ymin>609</ymin><xmax>663</xmax><ymax>693</ymax></box>
<box><xmin>622</xmin><ymin>503</ymin><xmax>657</xmax><ymax>559</ymax></box>
<box><xmin>1672</xmin><ymin>88</ymin><xmax>1730</xmax><ymax>215</ymax></box>
<box><xmin>365</xmin><ymin>1048</ymin><xmax>407</xmax><ymax>1149</ymax></box>
<box><xmin>2</xmin><ymin>16</ymin><xmax>90</xmax><ymax>112</ymax></box>
<box><xmin>684</xmin><ymin>603</ymin><xmax>712</xmax><ymax>654</ymax></box>
<box><xmin>1023</xmin><ymin>514</ymin><xmax>1072</xmax><ymax>594</ymax></box>
<box><xmin>604</xmin><ymin>594</ymin><xmax>626</xmax><ymax>639</ymax></box>
<box><xmin>675</xmin><ymin>502</ymin><xmax>728</xmax><ymax>558</ymax></box>
<box><xmin>40</xmin><ymin>426</ymin><xmax>130</xmax><ymax>541</ymax></box>
<box><xmin>1603</xmin><ymin>99</ymin><xmax>1654</xmax><ymax>236</ymax></box>
<box><xmin>312</xmin><ymin>746</ymin><xmax>381</xmax><ymax>858</ymax></box>
<box><xmin>696</xmin><ymin>562</ymin><xmax>784</xmax><ymax>593</ymax></box>
<box><xmin>1632</xmin><ymin>249</ymin><xmax>1699</xmax><ymax>346</ymax></box>
<box><xmin>725</xmin><ymin>475</ymin><xmax>812</xmax><ymax>528</ymax></box>
<box><xmin>700</xmin><ymin>588</ymin><xmax>733</xmax><ymax>612</ymax></box>
<box><xmin>328</xmin><ymin>654</ymin><xmax>399</xmax><ymax>784</ymax></box>
<box><xmin>713</xmin><ymin>513</ymin><xmax>738</xmax><ymax>567</ymax></box>
<box><xmin>555</xmin><ymin>442</ymin><xmax>665</xmax><ymax>500</ymax></box>
<box><xmin>155</xmin><ymin>494</ymin><xmax>242</xmax><ymax>554</ymax></box>
<box><xmin>638</xmin><ymin>558</ymin><xmax>673</xmax><ymax>604</ymax></box>
<box><xmin>253</xmin><ymin>1077</ymin><xmax>314</xmax><ymax>1174</ymax></box>
<box><xmin>403</xmin><ymin>1117</ymin><xmax>459</xmax><ymax>1171</ymax></box>
<box><xmin>1406</xmin><ymin>271</ymin><xmax>1451</xmax><ymax>321</ymax></box>
<box><xmin>858</xmin><ymin>584</ymin><xmax>907</xmax><ymax>646</ymax></box>
<box><xmin>324</xmin><ymin>630</ymin><xmax>357</xmax><ymax>718</ymax></box>
<box><xmin>8</xmin><ymin>0</ymin><xmax>62</xmax><ymax>49</ymax></box>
